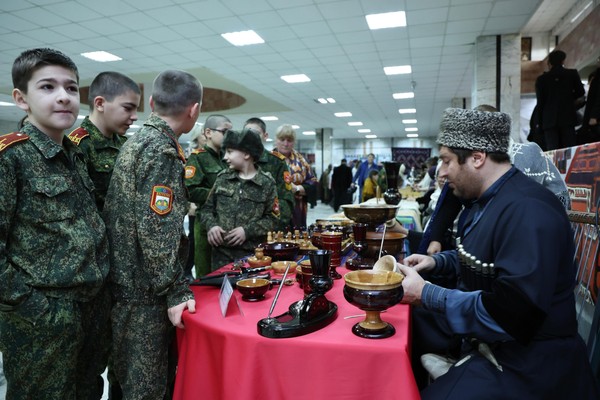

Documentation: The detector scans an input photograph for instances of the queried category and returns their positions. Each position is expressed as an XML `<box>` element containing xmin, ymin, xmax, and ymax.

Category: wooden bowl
<box><xmin>236</xmin><ymin>278</ymin><xmax>270</xmax><ymax>301</ymax></box>
<box><xmin>258</xmin><ymin>242</ymin><xmax>300</xmax><ymax>261</ymax></box>
<box><xmin>342</xmin><ymin>204</ymin><xmax>399</xmax><ymax>225</ymax></box>
<box><xmin>270</xmin><ymin>261</ymin><xmax>297</xmax><ymax>275</ymax></box>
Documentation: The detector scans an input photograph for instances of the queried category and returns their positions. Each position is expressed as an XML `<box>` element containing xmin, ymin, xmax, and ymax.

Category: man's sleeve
<box><xmin>184</xmin><ymin>154</ymin><xmax>210</xmax><ymax>206</ymax></box>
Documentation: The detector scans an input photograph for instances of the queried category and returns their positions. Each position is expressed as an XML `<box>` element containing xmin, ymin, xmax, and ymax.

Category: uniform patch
<box><xmin>192</xmin><ymin>148</ymin><xmax>206</xmax><ymax>154</ymax></box>
<box><xmin>0</xmin><ymin>132</ymin><xmax>29</xmax><ymax>152</ymax></box>
<box><xmin>185</xmin><ymin>166</ymin><xmax>196</xmax><ymax>179</ymax></box>
<box><xmin>272</xmin><ymin>196</ymin><xmax>281</xmax><ymax>218</ymax></box>
<box><xmin>67</xmin><ymin>127</ymin><xmax>89</xmax><ymax>145</ymax></box>
<box><xmin>150</xmin><ymin>185</ymin><xmax>173</xmax><ymax>215</ymax></box>
<box><xmin>283</xmin><ymin>170</ymin><xmax>293</xmax><ymax>190</ymax></box>
<box><xmin>272</xmin><ymin>150</ymin><xmax>285</xmax><ymax>161</ymax></box>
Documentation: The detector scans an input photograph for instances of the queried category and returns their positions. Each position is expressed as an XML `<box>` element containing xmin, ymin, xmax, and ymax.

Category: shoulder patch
<box><xmin>67</xmin><ymin>127</ymin><xmax>90</xmax><ymax>145</ymax></box>
<box><xmin>271</xmin><ymin>150</ymin><xmax>286</xmax><ymax>161</ymax></box>
<box><xmin>191</xmin><ymin>148</ymin><xmax>206</xmax><ymax>154</ymax></box>
<box><xmin>150</xmin><ymin>185</ymin><xmax>173</xmax><ymax>215</ymax></box>
<box><xmin>185</xmin><ymin>165</ymin><xmax>196</xmax><ymax>179</ymax></box>
<box><xmin>0</xmin><ymin>132</ymin><xmax>29</xmax><ymax>153</ymax></box>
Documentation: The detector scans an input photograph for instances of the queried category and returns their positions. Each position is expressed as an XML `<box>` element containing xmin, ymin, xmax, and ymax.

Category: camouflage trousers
<box><xmin>193</xmin><ymin>222</ymin><xmax>212</xmax><ymax>278</ymax></box>
<box><xmin>0</xmin><ymin>297</ymin><xmax>85</xmax><ymax>400</ymax></box>
<box><xmin>111</xmin><ymin>301</ymin><xmax>175</xmax><ymax>400</ymax></box>
<box><xmin>77</xmin><ymin>284</ymin><xmax>112</xmax><ymax>400</ymax></box>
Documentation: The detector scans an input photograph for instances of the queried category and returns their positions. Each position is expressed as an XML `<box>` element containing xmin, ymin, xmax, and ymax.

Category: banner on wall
<box><xmin>391</xmin><ymin>147</ymin><xmax>431</xmax><ymax>169</ymax></box>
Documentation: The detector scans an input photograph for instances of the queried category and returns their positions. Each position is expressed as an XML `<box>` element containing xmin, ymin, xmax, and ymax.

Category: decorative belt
<box><xmin>456</xmin><ymin>237</ymin><xmax>496</xmax><ymax>291</ymax></box>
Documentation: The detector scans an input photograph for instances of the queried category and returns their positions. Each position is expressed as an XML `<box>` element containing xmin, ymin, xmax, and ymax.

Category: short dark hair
<box><xmin>88</xmin><ymin>71</ymin><xmax>141</xmax><ymax>108</ymax></box>
<box><xmin>548</xmin><ymin>50</ymin><xmax>566</xmax><ymax>67</ymax></box>
<box><xmin>341</xmin><ymin>158</ymin><xmax>347</xmax><ymax>163</ymax></box>
<box><xmin>450</xmin><ymin>147</ymin><xmax>510</xmax><ymax>164</ymax></box>
<box><xmin>151</xmin><ymin>70</ymin><xmax>202</xmax><ymax>116</ymax></box>
<box><xmin>204</xmin><ymin>114</ymin><xmax>231</xmax><ymax>130</ymax></box>
<box><xmin>12</xmin><ymin>48</ymin><xmax>79</xmax><ymax>93</ymax></box>
<box><xmin>244</xmin><ymin>117</ymin><xmax>266</xmax><ymax>134</ymax></box>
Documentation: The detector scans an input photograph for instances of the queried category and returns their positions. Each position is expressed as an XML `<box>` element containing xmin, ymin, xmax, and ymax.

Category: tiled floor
<box><xmin>0</xmin><ymin>201</ymin><xmax>338</xmax><ymax>400</ymax></box>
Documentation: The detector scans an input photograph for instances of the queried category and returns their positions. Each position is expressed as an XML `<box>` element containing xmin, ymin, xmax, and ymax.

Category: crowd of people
<box><xmin>0</xmin><ymin>46</ymin><xmax>598</xmax><ymax>400</ymax></box>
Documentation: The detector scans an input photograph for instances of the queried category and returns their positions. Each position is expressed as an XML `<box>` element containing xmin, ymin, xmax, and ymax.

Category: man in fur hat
<box><xmin>397</xmin><ymin>108</ymin><xmax>599</xmax><ymax>399</ymax></box>
<box><xmin>200</xmin><ymin>128</ymin><xmax>279</xmax><ymax>270</ymax></box>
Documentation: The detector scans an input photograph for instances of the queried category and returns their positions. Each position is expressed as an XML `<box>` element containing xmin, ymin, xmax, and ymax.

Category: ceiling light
<box><xmin>366</xmin><ymin>11</ymin><xmax>407</xmax><ymax>30</ymax></box>
<box><xmin>407</xmin><ymin>133</ymin><xmax>419</xmax><ymax>138</ymax></box>
<box><xmin>348</xmin><ymin>122</ymin><xmax>363</xmax><ymax>126</ymax></box>
<box><xmin>326</xmin><ymin>98</ymin><xmax>336</xmax><ymax>103</ymax></box>
<box><xmin>77</xmin><ymin>115</ymin><xmax>85</xmax><ymax>120</ymax></box>
<box><xmin>570</xmin><ymin>1</ymin><xmax>592</xmax><ymax>23</ymax></box>
<box><xmin>334</xmin><ymin>112</ymin><xmax>352</xmax><ymax>117</ymax></box>
<box><xmin>292</xmin><ymin>125</ymin><xmax>300</xmax><ymax>129</ymax></box>
<box><xmin>0</xmin><ymin>101</ymin><xmax>15</xmax><ymax>106</ymax></box>
<box><xmin>384</xmin><ymin>65</ymin><xmax>412</xmax><ymax>75</ymax></box>
<box><xmin>261</xmin><ymin>116</ymin><xmax>278</xmax><ymax>121</ymax></box>
<box><xmin>405</xmin><ymin>127</ymin><xmax>418</xmax><ymax>132</ymax></box>
<box><xmin>399</xmin><ymin>108</ymin><xmax>416</xmax><ymax>114</ymax></box>
<box><xmin>221</xmin><ymin>30</ymin><xmax>265</xmax><ymax>46</ymax></box>
<box><xmin>302</xmin><ymin>131</ymin><xmax>316</xmax><ymax>136</ymax></box>
<box><xmin>80</xmin><ymin>51</ymin><xmax>122</xmax><ymax>62</ymax></box>
<box><xmin>358</xmin><ymin>129</ymin><xmax>371</xmax><ymax>133</ymax></box>
<box><xmin>316</xmin><ymin>98</ymin><xmax>328</xmax><ymax>104</ymax></box>
<box><xmin>129</xmin><ymin>124</ymin><xmax>140</xmax><ymax>129</ymax></box>
<box><xmin>393</xmin><ymin>92</ymin><xmax>414</xmax><ymax>99</ymax></box>
<box><xmin>266</xmin><ymin>138</ymin><xmax>273</xmax><ymax>142</ymax></box>
<box><xmin>365</xmin><ymin>134</ymin><xmax>377</xmax><ymax>139</ymax></box>
<box><xmin>402</xmin><ymin>119</ymin><xmax>417</xmax><ymax>124</ymax></box>
<box><xmin>281</xmin><ymin>74</ymin><xmax>311</xmax><ymax>83</ymax></box>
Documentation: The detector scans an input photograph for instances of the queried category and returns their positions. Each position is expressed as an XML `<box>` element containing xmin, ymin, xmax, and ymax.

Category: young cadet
<box><xmin>0</xmin><ymin>48</ymin><xmax>109</xmax><ymax>399</ymax></box>
<box><xmin>244</xmin><ymin>117</ymin><xmax>295</xmax><ymax>231</ymax></box>
<box><xmin>200</xmin><ymin>128</ymin><xmax>279</xmax><ymax>270</ymax></box>
<box><xmin>184</xmin><ymin>114</ymin><xmax>231</xmax><ymax>277</ymax></box>
<box><xmin>103</xmin><ymin>70</ymin><xmax>200</xmax><ymax>399</ymax></box>
<box><xmin>68</xmin><ymin>71</ymin><xmax>141</xmax><ymax>211</ymax></box>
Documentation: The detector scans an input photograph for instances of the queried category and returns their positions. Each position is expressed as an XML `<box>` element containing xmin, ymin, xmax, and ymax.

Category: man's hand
<box><xmin>168</xmin><ymin>299</ymin><xmax>196</xmax><ymax>329</ymax></box>
<box><xmin>397</xmin><ymin>264</ymin><xmax>426</xmax><ymax>306</ymax></box>
<box><xmin>427</xmin><ymin>241</ymin><xmax>442</xmax><ymax>255</ymax></box>
<box><xmin>402</xmin><ymin>253</ymin><xmax>436</xmax><ymax>274</ymax></box>
<box><xmin>590</xmin><ymin>118</ymin><xmax>598</xmax><ymax>126</ymax></box>
<box><xmin>224</xmin><ymin>227</ymin><xmax>246</xmax><ymax>246</ymax></box>
<box><xmin>207</xmin><ymin>226</ymin><xmax>226</xmax><ymax>247</ymax></box>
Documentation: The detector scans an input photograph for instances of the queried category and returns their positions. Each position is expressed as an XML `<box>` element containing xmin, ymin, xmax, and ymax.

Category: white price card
<box><xmin>219</xmin><ymin>277</ymin><xmax>234</xmax><ymax>317</ymax></box>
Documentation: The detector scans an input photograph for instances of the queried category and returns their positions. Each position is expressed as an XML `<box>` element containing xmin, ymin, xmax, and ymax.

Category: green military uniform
<box><xmin>68</xmin><ymin>116</ymin><xmax>127</xmax><ymax>211</ymax></box>
<box><xmin>200</xmin><ymin>167</ymin><xmax>279</xmax><ymax>270</ymax></box>
<box><xmin>0</xmin><ymin>124</ymin><xmax>109</xmax><ymax>400</ymax></box>
<box><xmin>184</xmin><ymin>145</ymin><xmax>226</xmax><ymax>277</ymax></box>
<box><xmin>257</xmin><ymin>149</ymin><xmax>295</xmax><ymax>231</ymax></box>
<box><xmin>104</xmin><ymin>113</ymin><xmax>193</xmax><ymax>400</ymax></box>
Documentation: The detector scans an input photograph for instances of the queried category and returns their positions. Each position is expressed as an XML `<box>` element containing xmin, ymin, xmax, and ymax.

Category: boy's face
<box><xmin>244</xmin><ymin>123</ymin><xmax>267</xmax><ymax>141</ymax></box>
<box><xmin>223</xmin><ymin>148</ymin><xmax>249</xmax><ymax>170</ymax></box>
<box><xmin>205</xmin><ymin>121</ymin><xmax>231</xmax><ymax>149</ymax></box>
<box><xmin>13</xmin><ymin>65</ymin><xmax>79</xmax><ymax>137</ymax></box>
<box><xmin>97</xmin><ymin>90</ymin><xmax>141</xmax><ymax>136</ymax></box>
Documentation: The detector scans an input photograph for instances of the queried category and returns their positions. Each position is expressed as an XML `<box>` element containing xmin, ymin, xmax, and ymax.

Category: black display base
<box><xmin>257</xmin><ymin>299</ymin><xmax>337</xmax><ymax>338</ymax></box>
<box><xmin>351</xmin><ymin>322</ymin><xmax>395</xmax><ymax>339</ymax></box>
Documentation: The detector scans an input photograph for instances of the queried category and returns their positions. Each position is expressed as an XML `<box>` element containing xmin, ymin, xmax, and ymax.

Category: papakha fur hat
<box><xmin>222</xmin><ymin>128</ymin><xmax>264</xmax><ymax>161</ymax></box>
<box><xmin>436</xmin><ymin>108</ymin><xmax>511</xmax><ymax>153</ymax></box>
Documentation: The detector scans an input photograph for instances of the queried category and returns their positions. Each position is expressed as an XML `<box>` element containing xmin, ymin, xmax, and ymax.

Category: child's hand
<box><xmin>207</xmin><ymin>226</ymin><xmax>226</xmax><ymax>247</ymax></box>
<box><xmin>225</xmin><ymin>227</ymin><xmax>246</xmax><ymax>246</ymax></box>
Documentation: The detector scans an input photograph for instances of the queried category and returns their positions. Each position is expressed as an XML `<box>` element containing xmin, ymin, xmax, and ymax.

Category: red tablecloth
<box><xmin>173</xmin><ymin>265</ymin><xmax>420</xmax><ymax>400</ymax></box>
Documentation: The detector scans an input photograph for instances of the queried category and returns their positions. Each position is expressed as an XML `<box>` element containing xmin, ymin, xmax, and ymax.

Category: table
<box><xmin>173</xmin><ymin>264</ymin><xmax>420</xmax><ymax>400</ymax></box>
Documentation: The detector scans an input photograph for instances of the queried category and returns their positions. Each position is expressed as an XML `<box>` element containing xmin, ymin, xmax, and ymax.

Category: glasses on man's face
<box><xmin>211</xmin><ymin>128</ymin><xmax>228</xmax><ymax>134</ymax></box>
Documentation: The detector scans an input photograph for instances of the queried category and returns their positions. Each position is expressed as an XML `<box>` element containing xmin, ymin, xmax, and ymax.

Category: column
<box><xmin>472</xmin><ymin>34</ymin><xmax>522</xmax><ymax>141</ymax></box>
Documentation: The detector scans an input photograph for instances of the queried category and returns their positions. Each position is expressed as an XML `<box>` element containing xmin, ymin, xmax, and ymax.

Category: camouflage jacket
<box><xmin>257</xmin><ymin>149</ymin><xmax>294</xmax><ymax>230</ymax></box>
<box><xmin>0</xmin><ymin>124</ymin><xmax>109</xmax><ymax>324</ymax></box>
<box><xmin>68</xmin><ymin>116</ymin><xmax>127</xmax><ymax>211</ymax></box>
<box><xmin>184</xmin><ymin>144</ymin><xmax>225</xmax><ymax>206</ymax></box>
<box><xmin>200</xmin><ymin>167</ymin><xmax>279</xmax><ymax>265</ymax></box>
<box><xmin>103</xmin><ymin>113</ymin><xmax>193</xmax><ymax>307</ymax></box>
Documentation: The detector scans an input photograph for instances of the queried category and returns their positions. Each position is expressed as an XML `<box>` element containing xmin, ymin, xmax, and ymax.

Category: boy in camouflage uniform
<box><xmin>184</xmin><ymin>114</ymin><xmax>231</xmax><ymax>277</ymax></box>
<box><xmin>67</xmin><ymin>71</ymin><xmax>140</xmax><ymax>400</ymax></box>
<box><xmin>103</xmin><ymin>70</ymin><xmax>200</xmax><ymax>400</ymax></box>
<box><xmin>201</xmin><ymin>129</ymin><xmax>280</xmax><ymax>270</ymax></box>
<box><xmin>0</xmin><ymin>48</ymin><xmax>109</xmax><ymax>399</ymax></box>
<box><xmin>244</xmin><ymin>117</ymin><xmax>295</xmax><ymax>231</ymax></box>
<box><xmin>67</xmin><ymin>71</ymin><xmax>141</xmax><ymax>211</ymax></box>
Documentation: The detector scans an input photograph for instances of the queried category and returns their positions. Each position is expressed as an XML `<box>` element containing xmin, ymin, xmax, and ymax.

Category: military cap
<box><xmin>222</xmin><ymin>128</ymin><xmax>264</xmax><ymax>161</ymax></box>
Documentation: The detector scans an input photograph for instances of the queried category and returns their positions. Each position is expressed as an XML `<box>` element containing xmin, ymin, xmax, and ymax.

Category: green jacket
<box><xmin>104</xmin><ymin>113</ymin><xmax>193</xmax><ymax>307</ymax></box>
<box><xmin>0</xmin><ymin>124</ymin><xmax>109</xmax><ymax>324</ymax></box>
<box><xmin>200</xmin><ymin>167</ymin><xmax>279</xmax><ymax>269</ymax></box>
<box><xmin>257</xmin><ymin>149</ymin><xmax>294</xmax><ymax>230</ymax></box>
<box><xmin>67</xmin><ymin>116</ymin><xmax>127</xmax><ymax>211</ymax></box>
<box><xmin>184</xmin><ymin>145</ymin><xmax>226</xmax><ymax>206</ymax></box>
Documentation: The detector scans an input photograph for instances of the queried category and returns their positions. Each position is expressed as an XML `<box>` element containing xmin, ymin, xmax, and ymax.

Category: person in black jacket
<box><xmin>331</xmin><ymin>158</ymin><xmax>353</xmax><ymax>212</ymax></box>
<box><xmin>535</xmin><ymin>50</ymin><xmax>585</xmax><ymax>150</ymax></box>
<box><xmin>579</xmin><ymin>65</ymin><xmax>600</xmax><ymax>145</ymax></box>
